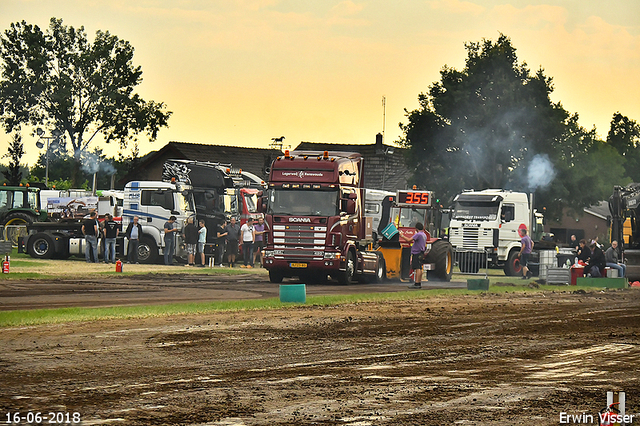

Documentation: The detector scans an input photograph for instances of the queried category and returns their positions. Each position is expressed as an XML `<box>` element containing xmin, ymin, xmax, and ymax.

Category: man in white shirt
<box><xmin>240</xmin><ymin>218</ymin><xmax>255</xmax><ymax>268</ymax></box>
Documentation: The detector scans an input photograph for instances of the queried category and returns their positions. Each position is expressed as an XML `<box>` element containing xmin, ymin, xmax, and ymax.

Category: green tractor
<box><xmin>0</xmin><ymin>185</ymin><xmax>46</xmax><ymax>246</ymax></box>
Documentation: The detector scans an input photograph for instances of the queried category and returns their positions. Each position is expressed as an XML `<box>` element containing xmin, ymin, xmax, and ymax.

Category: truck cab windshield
<box><xmin>453</xmin><ymin>201</ymin><xmax>499</xmax><ymax>221</ymax></box>
<box><xmin>268</xmin><ymin>189</ymin><xmax>339</xmax><ymax>216</ymax></box>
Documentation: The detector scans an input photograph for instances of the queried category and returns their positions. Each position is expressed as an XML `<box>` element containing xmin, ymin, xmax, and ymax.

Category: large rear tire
<box><xmin>504</xmin><ymin>250</ymin><xmax>522</xmax><ymax>276</ymax></box>
<box><xmin>28</xmin><ymin>233</ymin><xmax>56</xmax><ymax>259</ymax></box>
<box><xmin>3</xmin><ymin>213</ymin><xmax>33</xmax><ymax>247</ymax></box>
<box><xmin>365</xmin><ymin>252</ymin><xmax>386</xmax><ymax>283</ymax></box>
<box><xmin>427</xmin><ymin>240</ymin><xmax>453</xmax><ymax>281</ymax></box>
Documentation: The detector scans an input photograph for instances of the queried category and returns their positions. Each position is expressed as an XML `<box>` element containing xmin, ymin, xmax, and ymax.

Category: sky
<box><xmin>1</xmin><ymin>0</ymin><xmax>639</xmax><ymax>168</ymax></box>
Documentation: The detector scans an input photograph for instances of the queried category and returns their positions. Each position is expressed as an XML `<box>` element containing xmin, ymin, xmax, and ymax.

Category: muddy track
<box><xmin>2</xmin><ymin>288</ymin><xmax>640</xmax><ymax>425</ymax></box>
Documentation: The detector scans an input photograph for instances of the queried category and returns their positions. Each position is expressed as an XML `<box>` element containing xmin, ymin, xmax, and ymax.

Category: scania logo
<box><xmin>289</xmin><ymin>217</ymin><xmax>311</xmax><ymax>223</ymax></box>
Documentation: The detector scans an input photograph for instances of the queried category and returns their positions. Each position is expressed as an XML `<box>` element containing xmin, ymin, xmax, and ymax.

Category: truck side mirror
<box><xmin>346</xmin><ymin>199</ymin><xmax>356</xmax><ymax>215</ymax></box>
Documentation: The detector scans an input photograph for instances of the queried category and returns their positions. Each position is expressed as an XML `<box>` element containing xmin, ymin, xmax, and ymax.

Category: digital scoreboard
<box><xmin>396</xmin><ymin>190</ymin><xmax>432</xmax><ymax>207</ymax></box>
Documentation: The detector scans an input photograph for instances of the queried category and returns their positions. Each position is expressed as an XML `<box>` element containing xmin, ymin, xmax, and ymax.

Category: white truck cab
<box><xmin>123</xmin><ymin>181</ymin><xmax>196</xmax><ymax>263</ymax></box>
<box><xmin>449</xmin><ymin>189</ymin><xmax>540</xmax><ymax>275</ymax></box>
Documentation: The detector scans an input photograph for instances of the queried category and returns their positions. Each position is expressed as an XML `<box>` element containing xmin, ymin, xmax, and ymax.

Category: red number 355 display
<box><xmin>396</xmin><ymin>190</ymin><xmax>432</xmax><ymax>207</ymax></box>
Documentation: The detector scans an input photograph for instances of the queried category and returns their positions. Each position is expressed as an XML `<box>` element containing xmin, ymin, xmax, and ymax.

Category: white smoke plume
<box><xmin>80</xmin><ymin>151</ymin><xmax>117</xmax><ymax>176</ymax></box>
<box><xmin>527</xmin><ymin>154</ymin><xmax>556</xmax><ymax>190</ymax></box>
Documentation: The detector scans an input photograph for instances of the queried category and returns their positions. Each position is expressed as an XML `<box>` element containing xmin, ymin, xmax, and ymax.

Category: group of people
<box><xmin>81</xmin><ymin>211</ymin><xmax>120</xmax><ymax>264</ymax></box>
<box><xmin>215</xmin><ymin>217</ymin><xmax>265</xmax><ymax>268</ymax></box>
<box><xmin>82</xmin><ymin>212</ymin><xmax>266</xmax><ymax>267</ymax></box>
<box><xmin>572</xmin><ymin>235</ymin><xmax>626</xmax><ymax>278</ymax></box>
<box><xmin>162</xmin><ymin>216</ymin><xmax>208</xmax><ymax>267</ymax></box>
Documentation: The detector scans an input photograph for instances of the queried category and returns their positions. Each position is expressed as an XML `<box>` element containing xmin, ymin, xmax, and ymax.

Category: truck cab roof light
<box><xmin>331</xmin><ymin>158</ymin><xmax>335</xmax><ymax>162</ymax></box>
<box><xmin>292</xmin><ymin>184</ymin><xmax>300</xmax><ymax>188</ymax></box>
<box><xmin>303</xmin><ymin>184</ymin><xmax>311</xmax><ymax>188</ymax></box>
<box><xmin>171</xmin><ymin>177</ymin><xmax>176</xmax><ymax>183</ymax></box>
<box><xmin>313</xmin><ymin>184</ymin><xmax>321</xmax><ymax>189</ymax></box>
<box><xmin>282</xmin><ymin>184</ymin><xmax>290</xmax><ymax>188</ymax></box>
<box><xmin>412</xmin><ymin>185</ymin><xmax>417</xmax><ymax>189</ymax></box>
<box><xmin>323</xmin><ymin>151</ymin><xmax>329</xmax><ymax>159</ymax></box>
<box><xmin>285</xmin><ymin>150</ymin><xmax>290</xmax><ymax>158</ymax></box>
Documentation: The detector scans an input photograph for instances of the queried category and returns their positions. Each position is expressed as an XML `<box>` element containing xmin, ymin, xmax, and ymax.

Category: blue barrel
<box><xmin>279</xmin><ymin>284</ymin><xmax>306</xmax><ymax>303</ymax></box>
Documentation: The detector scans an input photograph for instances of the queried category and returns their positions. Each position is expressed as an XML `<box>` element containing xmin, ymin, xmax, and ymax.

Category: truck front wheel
<box><xmin>269</xmin><ymin>270</ymin><xmax>284</xmax><ymax>283</ymax></box>
<box><xmin>29</xmin><ymin>233</ymin><xmax>55</xmax><ymax>259</ymax></box>
<box><xmin>504</xmin><ymin>250</ymin><xmax>522</xmax><ymax>276</ymax></box>
<box><xmin>138</xmin><ymin>237</ymin><xmax>159</xmax><ymax>264</ymax></box>
<box><xmin>337</xmin><ymin>250</ymin><xmax>355</xmax><ymax>285</ymax></box>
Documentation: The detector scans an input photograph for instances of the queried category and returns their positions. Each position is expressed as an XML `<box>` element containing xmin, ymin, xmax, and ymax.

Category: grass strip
<box><xmin>0</xmin><ymin>284</ymin><xmax>601</xmax><ymax>328</ymax></box>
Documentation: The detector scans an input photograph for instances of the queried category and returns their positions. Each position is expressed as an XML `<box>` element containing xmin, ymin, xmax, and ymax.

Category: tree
<box><xmin>2</xmin><ymin>133</ymin><xmax>25</xmax><ymax>185</ymax></box>
<box><xmin>399</xmin><ymin>34</ymin><xmax>619</xmax><ymax>219</ymax></box>
<box><xmin>607</xmin><ymin>112</ymin><xmax>640</xmax><ymax>182</ymax></box>
<box><xmin>0</xmin><ymin>17</ymin><xmax>171</xmax><ymax>185</ymax></box>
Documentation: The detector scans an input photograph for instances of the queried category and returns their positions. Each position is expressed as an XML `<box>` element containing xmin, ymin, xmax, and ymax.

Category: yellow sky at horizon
<box><xmin>1</xmin><ymin>0</ymin><xmax>639</xmax><ymax>169</ymax></box>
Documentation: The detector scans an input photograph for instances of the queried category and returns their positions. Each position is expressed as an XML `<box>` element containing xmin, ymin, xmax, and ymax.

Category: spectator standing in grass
<box><xmin>225</xmin><ymin>217</ymin><xmax>241</xmax><ymax>267</ymax></box>
<box><xmin>183</xmin><ymin>217</ymin><xmax>198</xmax><ymax>266</ymax></box>
<box><xmin>82</xmin><ymin>211</ymin><xmax>99</xmax><ymax>263</ymax></box>
<box><xmin>240</xmin><ymin>218</ymin><xmax>255</xmax><ymax>268</ymax></box>
<box><xmin>197</xmin><ymin>219</ymin><xmax>207</xmax><ymax>267</ymax></box>
<box><xmin>253</xmin><ymin>217</ymin><xmax>265</xmax><ymax>266</ymax></box>
<box><xmin>125</xmin><ymin>216</ymin><xmax>143</xmax><ymax>264</ymax></box>
<box><xmin>103</xmin><ymin>213</ymin><xmax>119</xmax><ymax>264</ymax></box>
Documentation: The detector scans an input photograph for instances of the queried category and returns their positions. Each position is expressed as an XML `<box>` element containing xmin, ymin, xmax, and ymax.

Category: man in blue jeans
<box><xmin>82</xmin><ymin>211</ymin><xmax>99</xmax><ymax>263</ymax></box>
<box><xmin>163</xmin><ymin>215</ymin><xmax>178</xmax><ymax>265</ymax></box>
<box><xmin>103</xmin><ymin>213</ymin><xmax>119</xmax><ymax>263</ymax></box>
<box><xmin>125</xmin><ymin>216</ymin><xmax>143</xmax><ymax>264</ymax></box>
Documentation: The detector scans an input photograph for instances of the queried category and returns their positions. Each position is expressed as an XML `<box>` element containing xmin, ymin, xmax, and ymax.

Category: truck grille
<box><xmin>272</xmin><ymin>224</ymin><xmax>327</xmax><ymax>260</ymax></box>
<box><xmin>462</xmin><ymin>228</ymin><xmax>479</xmax><ymax>249</ymax></box>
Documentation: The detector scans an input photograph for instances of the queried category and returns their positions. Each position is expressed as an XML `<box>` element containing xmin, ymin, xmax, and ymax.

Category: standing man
<box><xmin>225</xmin><ymin>217</ymin><xmax>241</xmax><ymax>268</ymax></box>
<box><xmin>401</xmin><ymin>222</ymin><xmax>427</xmax><ymax>289</ymax></box>
<box><xmin>103</xmin><ymin>213</ymin><xmax>119</xmax><ymax>264</ymax></box>
<box><xmin>163</xmin><ymin>215</ymin><xmax>178</xmax><ymax>265</ymax></box>
<box><xmin>605</xmin><ymin>240</ymin><xmax>626</xmax><ymax>278</ymax></box>
<box><xmin>125</xmin><ymin>216</ymin><xmax>143</xmax><ymax>264</ymax></box>
<box><xmin>570</xmin><ymin>235</ymin><xmax>579</xmax><ymax>251</ymax></box>
<box><xmin>197</xmin><ymin>219</ymin><xmax>207</xmax><ymax>267</ymax></box>
<box><xmin>240</xmin><ymin>218</ymin><xmax>255</xmax><ymax>268</ymax></box>
<box><xmin>82</xmin><ymin>211</ymin><xmax>99</xmax><ymax>263</ymax></box>
<box><xmin>183</xmin><ymin>217</ymin><xmax>198</xmax><ymax>266</ymax></box>
<box><xmin>253</xmin><ymin>216</ymin><xmax>265</xmax><ymax>266</ymax></box>
<box><xmin>517</xmin><ymin>228</ymin><xmax>533</xmax><ymax>279</ymax></box>
<box><xmin>216</xmin><ymin>218</ymin><xmax>228</xmax><ymax>267</ymax></box>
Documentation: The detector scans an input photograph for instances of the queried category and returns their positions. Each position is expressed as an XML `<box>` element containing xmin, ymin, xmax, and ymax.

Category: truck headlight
<box><xmin>263</xmin><ymin>250</ymin><xmax>274</xmax><ymax>258</ymax></box>
<box><xmin>324</xmin><ymin>252</ymin><xmax>341</xmax><ymax>260</ymax></box>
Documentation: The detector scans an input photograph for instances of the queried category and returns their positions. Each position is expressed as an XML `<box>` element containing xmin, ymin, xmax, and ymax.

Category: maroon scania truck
<box><xmin>260</xmin><ymin>150</ymin><xmax>384</xmax><ymax>284</ymax></box>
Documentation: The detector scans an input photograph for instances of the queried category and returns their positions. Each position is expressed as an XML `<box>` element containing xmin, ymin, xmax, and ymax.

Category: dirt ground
<box><xmin>2</xmin><ymin>277</ymin><xmax>640</xmax><ymax>425</ymax></box>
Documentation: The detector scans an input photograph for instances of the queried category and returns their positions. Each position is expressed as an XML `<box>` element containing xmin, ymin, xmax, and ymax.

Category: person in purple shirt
<box><xmin>517</xmin><ymin>228</ymin><xmax>533</xmax><ymax>279</ymax></box>
<box><xmin>401</xmin><ymin>222</ymin><xmax>427</xmax><ymax>289</ymax></box>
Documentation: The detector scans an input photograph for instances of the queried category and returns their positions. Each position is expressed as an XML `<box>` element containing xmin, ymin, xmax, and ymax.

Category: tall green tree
<box><xmin>0</xmin><ymin>17</ymin><xmax>172</xmax><ymax>185</ymax></box>
<box><xmin>2</xmin><ymin>133</ymin><xmax>25</xmax><ymax>185</ymax></box>
<box><xmin>399</xmin><ymin>34</ymin><xmax>619</xmax><ymax>220</ymax></box>
<box><xmin>607</xmin><ymin>112</ymin><xmax>640</xmax><ymax>182</ymax></box>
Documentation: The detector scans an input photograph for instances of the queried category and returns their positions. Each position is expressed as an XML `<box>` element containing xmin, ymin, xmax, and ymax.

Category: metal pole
<box><xmin>45</xmin><ymin>138</ymin><xmax>50</xmax><ymax>187</ymax></box>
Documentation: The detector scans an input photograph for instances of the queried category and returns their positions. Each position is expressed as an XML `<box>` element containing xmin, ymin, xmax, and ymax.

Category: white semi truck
<box><xmin>448</xmin><ymin>189</ymin><xmax>545</xmax><ymax>275</ymax></box>
<box><xmin>121</xmin><ymin>180</ymin><xmax>196</xmax><ymax>263</ymax></box>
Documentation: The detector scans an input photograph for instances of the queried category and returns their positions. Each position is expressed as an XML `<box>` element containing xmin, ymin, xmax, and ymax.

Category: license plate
<box><xmin>290</xmin><ymin>263</ymin><xmax>307</xmax><ymax>268</ymax></box>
